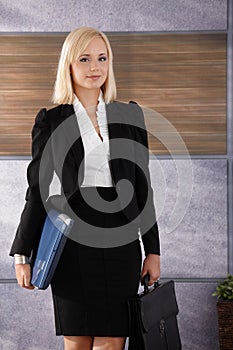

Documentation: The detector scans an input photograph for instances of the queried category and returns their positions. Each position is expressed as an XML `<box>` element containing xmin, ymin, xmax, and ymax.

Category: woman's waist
<box><xmin>68</xmin><ymin>186</ymin><xmax>119</xmax><ymax>209</ymax></box>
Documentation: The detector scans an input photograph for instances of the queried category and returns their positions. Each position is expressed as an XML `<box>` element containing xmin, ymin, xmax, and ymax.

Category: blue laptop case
<box><xmin>31</xmin><ymin>209</ymin><xmax>74</xmax><ymax>290</ymax></box>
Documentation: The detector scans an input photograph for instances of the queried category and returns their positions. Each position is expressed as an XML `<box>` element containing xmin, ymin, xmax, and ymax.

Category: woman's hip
<box><xmin>67</xmin><ymin>186</ymin><xmax>139</xmax><ymax>248</ymax></box>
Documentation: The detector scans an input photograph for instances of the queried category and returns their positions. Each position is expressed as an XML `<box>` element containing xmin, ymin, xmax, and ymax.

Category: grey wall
<box><xmin>0</xmin><ymin>1</ymin><xmax>229</xmax><ymax>350</ymax></box>
<box><xmin>0</xmin><ymin>0</ymin><xmax>227</xmax><ymax>32</ymax></box>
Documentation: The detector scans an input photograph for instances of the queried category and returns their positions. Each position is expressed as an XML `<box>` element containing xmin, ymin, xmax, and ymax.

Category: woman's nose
<box><xmin>90</xmin><ymin>61</ymin><xmax>100</xmax><ymax>72</ymax></box>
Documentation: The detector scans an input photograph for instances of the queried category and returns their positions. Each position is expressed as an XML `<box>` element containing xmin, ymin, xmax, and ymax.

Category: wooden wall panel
<box><xmin>111</xmin><ymin>33</ymin><xmax>226</xmax><ymax>155</ymax></box>
<box><xmin>0</xmin><ymin>33</ymin><xmax>226</xmax><ymax>155</ymax></box>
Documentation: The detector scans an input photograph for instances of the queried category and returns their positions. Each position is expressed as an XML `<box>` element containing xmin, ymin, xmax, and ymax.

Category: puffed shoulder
<box><xmin>34</xmin><ymin>108</ymin><xmax>48</xmax><ymax>127</ymax></box>
<box><xmin>32</xmin><ymin>105</ymin><xmax>62</xmax><ymax>128</ymax></box>
<box><xmin>128</xmin><ymin>100</ymin><xmax>145</xmax><ymax>128</ymax></box>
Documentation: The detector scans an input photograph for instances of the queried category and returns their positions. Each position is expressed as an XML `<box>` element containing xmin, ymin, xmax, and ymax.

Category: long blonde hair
<box><xmin>52</xmin><ymin>26</ymin><xmax>117</xmax><ymax>104</ymax></box>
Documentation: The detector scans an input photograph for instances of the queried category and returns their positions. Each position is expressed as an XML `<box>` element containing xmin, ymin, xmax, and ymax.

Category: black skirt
<box><xmin>51</xmin><ymin>186</ymin><xmax>142</xmax><ymax>337</ymax></box>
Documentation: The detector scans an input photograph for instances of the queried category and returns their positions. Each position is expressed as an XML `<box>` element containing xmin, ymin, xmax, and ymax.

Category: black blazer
<box><xmin>10</xmin><ymin>101</ymin><xmax>160</xmax><ymax>257</ymax></box>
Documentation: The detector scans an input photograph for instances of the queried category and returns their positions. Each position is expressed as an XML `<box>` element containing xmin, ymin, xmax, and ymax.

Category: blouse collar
<box><xmin>73</xmin><ymin>91</ymin><xmax>106</xmax><ymax>131</ymax></box>
<box><xmin>73</xmin><ymin>91</ymin><xmax>105</xmax><ymax>112</ymax></box>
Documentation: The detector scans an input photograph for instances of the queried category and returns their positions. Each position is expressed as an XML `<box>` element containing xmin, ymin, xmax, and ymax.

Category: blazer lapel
<box><xmin>60</xmin><ymin>104</ymin><xmax>85</xmax><ymax>181</ymax></box>
<box><xmin>105</xmin><ymin>103</ymin><xmax>122</xmax><ymax>183</ymax></box>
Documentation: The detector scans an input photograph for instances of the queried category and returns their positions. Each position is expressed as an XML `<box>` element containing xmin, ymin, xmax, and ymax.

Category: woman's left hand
<box><xmin>141</xmin><ymin>254</ymin><xmax>160</xmax><ymax>286</ymax></box>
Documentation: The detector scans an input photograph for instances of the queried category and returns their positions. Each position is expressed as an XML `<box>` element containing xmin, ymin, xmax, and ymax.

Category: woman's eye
<box><xmin>80</xmin><ymin>58</ymin><xmax>89</xmax><ymax>62</ymax></box>
<box><xmin>79</xmin><ymin>57</ymin><xmax>107</xmax><ymax>63</ymax></box>
<box><xmin>99</xmin><ymin>57</ymin><xmax>107</xmax><ymax>62</ymax></box>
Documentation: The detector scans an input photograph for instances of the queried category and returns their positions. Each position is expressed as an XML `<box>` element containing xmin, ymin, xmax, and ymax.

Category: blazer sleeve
<box><xmin>132</xmin><ymin>103</ymin><xmax>160</xmax><ymax>256</ymax></box>
<box><xmin>9</xmin><ymin>108</ymin><xmax>54</xmax><ymax>257</ymax></box>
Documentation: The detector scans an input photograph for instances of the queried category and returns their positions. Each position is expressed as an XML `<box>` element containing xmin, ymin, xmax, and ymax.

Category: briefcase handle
<box><xmin>142</xmin><ymin>274</ymin><xmax>160</xmax><ymax>294</ymax></box>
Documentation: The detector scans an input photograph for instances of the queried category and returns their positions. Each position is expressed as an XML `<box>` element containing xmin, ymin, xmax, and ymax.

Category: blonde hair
<box><xmin>52</xmin><ymin>27</ymin><xmax>117</xmax><ymax>104</ymax></box>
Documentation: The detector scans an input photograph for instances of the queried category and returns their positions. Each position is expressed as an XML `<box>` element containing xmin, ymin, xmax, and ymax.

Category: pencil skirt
<box><xmin>50</xmin><ymin>186</ymin><xmax>142</xmax><ymax>337</ymax></box>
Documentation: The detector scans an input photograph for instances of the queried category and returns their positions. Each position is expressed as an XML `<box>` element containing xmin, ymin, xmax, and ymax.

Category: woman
<box><xmin>10</xmin><ymin>27</ymin><xmax>160</xmax><ymax>350</ymax></box>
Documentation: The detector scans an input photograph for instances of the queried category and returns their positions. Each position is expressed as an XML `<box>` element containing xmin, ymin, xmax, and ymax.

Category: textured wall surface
<box><xmin>150</xmin><ymin>159</ymin><xmax>228</xmax><ymax>278</ymax></box>
<box><xmin>3</xmin><ymin>160</ymin><xmax>227</xmax><ymax>279</ymax></box>
<box><xmin>175</xmin><ymin>283</ymin><xmax>219</xmax><ymax>350</ymax></box>
<box><xmin>1</xmin><ymin>161</ymin><xmax>28</xmax><ymax>279</ymax></box>
<box><xmin>0</xmin><ymin>284</ymin><xmax>63</xmax><ymax>350</ymax></box>
<box><xmin>0</xmin><ymin>0</ymin><xmax>227</xmax><ymax>32</ymax></box>
<box><xmin>0</xmin><ymin>282</ymin><xmax>219</xmax><ymax>350</ymax></box>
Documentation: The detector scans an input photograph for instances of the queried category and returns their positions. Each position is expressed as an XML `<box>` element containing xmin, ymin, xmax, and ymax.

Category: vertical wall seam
<box><xmin>229</xmin><ymin>159</ymin><xmax>233</xmax><ymax>274</ymax></box>
<box><xmin>227</xmin><ymin>0</ymin><xmax>233</xmax><ymax>274</ymax></box>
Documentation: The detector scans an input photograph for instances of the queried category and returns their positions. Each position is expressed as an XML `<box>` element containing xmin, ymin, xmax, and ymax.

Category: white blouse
<box><xmin>73</xmin><ymin>94</ymin><xmax>114</xmax><ymax>187</ymax></box>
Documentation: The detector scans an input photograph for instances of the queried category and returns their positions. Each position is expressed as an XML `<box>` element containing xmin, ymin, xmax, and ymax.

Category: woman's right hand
<box><xmin>15</xmin><ymin>264</ymin><xmax>35</xmax><ymax>290</ymax></box>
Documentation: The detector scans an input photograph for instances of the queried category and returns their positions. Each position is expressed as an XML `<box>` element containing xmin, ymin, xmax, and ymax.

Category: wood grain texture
<box><xmin>0</xmin><ymin>33</ymin><xmax>226</xmax><ymax>155</ymax></box>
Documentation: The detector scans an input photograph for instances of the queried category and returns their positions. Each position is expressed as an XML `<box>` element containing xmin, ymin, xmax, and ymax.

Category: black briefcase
<box><xmin>128</xmin><ymin>277</ymin><xmax>182</xmax><ymax>350</ymax></box>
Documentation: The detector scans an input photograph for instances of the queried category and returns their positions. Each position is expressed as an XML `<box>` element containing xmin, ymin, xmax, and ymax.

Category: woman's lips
<box><xmin>87</xmin><ymin>75</ymin><xmax>101</xmax><ymax>80</ymax></box>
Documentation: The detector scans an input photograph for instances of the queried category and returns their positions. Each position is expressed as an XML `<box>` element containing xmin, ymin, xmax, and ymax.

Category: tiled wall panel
<box><xmin>175</xmin><ymin>282</ymin><xmax>219</xmax><ymax>350</ymax></box>
<box><xmin>0</xmin><ymin>284</ymin><xmax>63</xmax><ymax>350</ymax></box>
<box><xmin>0</xmin><ymin>161</ymin><xmax>28</xmax><ymax>279</ymax></box>
<box><xmin>0</xmin><ymin>0</ymin><xmax>227</xmax><ymax>32</ymax></box>
<box><xmin>0</xmin><ymin>282</ymin><xmax>219</xmax><ymax>350</ymax></box>
<box><xmin>1</xmin><ymin>160</ymin><xmax>60</xmax><ymax>279</ymax></box>
<box><xmin>3</xmin><ymin>159</ymin><xmax>227</xmax><ymax>280</ymax></box>
<box><xmin>150</xmin><ymin>159</ymin><xmax>228</xmax><ymax>278</ymax></box>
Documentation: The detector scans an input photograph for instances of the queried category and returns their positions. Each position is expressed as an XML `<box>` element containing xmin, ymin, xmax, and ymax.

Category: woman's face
<box><xmin>71</xmin><ymin>36</ymin><xmax>109</xmax><ymax>95</ymax></box>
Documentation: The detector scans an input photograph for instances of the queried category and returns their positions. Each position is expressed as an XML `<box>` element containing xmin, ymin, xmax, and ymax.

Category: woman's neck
<box><xmin>75</xmin><ymin>89</ymin><xmax>100</xmax><ymax>110</ymax></box>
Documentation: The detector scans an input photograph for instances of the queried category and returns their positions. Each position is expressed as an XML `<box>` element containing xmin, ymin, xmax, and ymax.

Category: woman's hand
<box><xmin>15</xmin><ymin>264</ymin><xmax>35</xmax><ymax>290</ymax></box>
<box><xmin>141</xmin><ymin>254</ymin><xmax>160</xmax><ymax>286</ymax></box>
